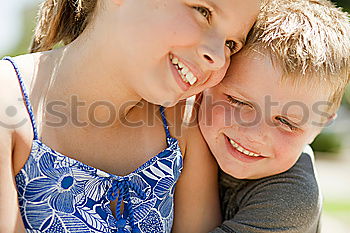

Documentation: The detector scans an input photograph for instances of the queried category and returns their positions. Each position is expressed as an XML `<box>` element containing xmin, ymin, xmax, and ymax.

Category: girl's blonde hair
<box><xmin>30</xmin><ymin>0</ymin><xmax>98</xmax><ymax>53</ymax></box>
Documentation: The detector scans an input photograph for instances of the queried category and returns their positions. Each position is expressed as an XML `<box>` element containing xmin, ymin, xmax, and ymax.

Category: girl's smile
<box><xmin>105</xmin><ymin>0</ymin><xmax>259</xmax><ymax>106</ymax></box>
<box><xmin>169</xmin><ymin>53</ymin><xmax>203</xmax><ymax>91</ymax></box>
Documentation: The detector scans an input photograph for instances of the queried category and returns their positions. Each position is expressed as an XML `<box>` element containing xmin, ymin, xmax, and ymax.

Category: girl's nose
<box><xmin>197</xmin><ymin>35</ymin><xmax>227</xmax><ymax>70</ymax></box>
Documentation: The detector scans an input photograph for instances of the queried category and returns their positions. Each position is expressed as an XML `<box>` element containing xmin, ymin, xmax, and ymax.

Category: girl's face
<box><xmin>111</xmin><ymin>0</ymin><xmax>259</xmax><ymax>106</ymax></box>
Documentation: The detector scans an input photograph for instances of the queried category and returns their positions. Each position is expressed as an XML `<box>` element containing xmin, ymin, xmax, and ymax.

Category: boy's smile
<box><xmin>199</xmin><ymin>49</ymin><xmax>330</xmax><ymax>179</ymax></box>
<box><xmin>225</xmin><ymin>135</ymin><xmax>268</xmax><ymax>163</ymax></box>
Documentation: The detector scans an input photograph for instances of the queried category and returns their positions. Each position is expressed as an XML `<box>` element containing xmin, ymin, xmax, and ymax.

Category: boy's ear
<box><xmin>325</xmin><ymin>113</ymin><xmax>337</xmax><ymax>127</ymax></box>
<box><xmin>307</xmin><ymin>113</ymin><xmax>337</xmax><ymax>144</ymax></box>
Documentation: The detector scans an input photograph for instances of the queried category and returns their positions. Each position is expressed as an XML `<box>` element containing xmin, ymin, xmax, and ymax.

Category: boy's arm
<box><xmin>172</xmin><ymin>125</ymin><xmax>221</xmax><ymax>233</ymax></box>
<box><xmin>211</xmin><ymin>148</ymin><xmax>321</xmax><ymax>233</ymax></box>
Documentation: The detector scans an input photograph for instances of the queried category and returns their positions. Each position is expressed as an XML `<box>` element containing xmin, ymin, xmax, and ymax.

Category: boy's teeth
<box><xmin>243</xmin><ymin>150</ymin><xmax>250</xmax><ymax>155</ymax></box>
<box><xmin>170</xmin><ymin>56</ymin><xmax>198</xmax><ymax>86</ymax></box>
<box><xmin>229</xmin><ymin>138</ymin><xmax>261</xmax><ymax>157</ymax></box>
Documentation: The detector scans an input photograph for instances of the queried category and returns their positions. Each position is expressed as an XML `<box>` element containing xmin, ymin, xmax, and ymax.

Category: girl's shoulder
<box><xmin>164</xmin><ymin>98</ymin><xmax>206</xmax><ymax>158</ymax></box>
<box><xmin>0</xmin><ymin>54</ymin><xmax>36</xmax><ymax>126</ymax></box>
<box><xmin>0</xmin><ymin>54</ymin><xmax>36</xmax><ymax>91</ymax></box>
<box><xmin>0</xmin><ymin>54</ymin><xmax>36</xmax><ymax>174</ymax></box>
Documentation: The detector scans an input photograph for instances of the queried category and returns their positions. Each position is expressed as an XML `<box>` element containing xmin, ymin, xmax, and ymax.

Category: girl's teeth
<box><xmin>185</xmin><ymin>73</ymin><xmax>196</xmax><ymax>85</ymax></box>
<box><xmin>181</xmin><ymin>67</ymin><xmax>189</xmax><ymax>75</ymax></box>
<box><xmin>171</xmin><ymin>56</ymin><xmax>198</xmax><ymax>86</ymax></box>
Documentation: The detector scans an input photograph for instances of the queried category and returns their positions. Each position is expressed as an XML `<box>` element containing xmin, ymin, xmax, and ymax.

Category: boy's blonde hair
<box><xmin>245</xmin><ymin>0</ymin><xmax>350</xmax><ymax>114</ymax></box>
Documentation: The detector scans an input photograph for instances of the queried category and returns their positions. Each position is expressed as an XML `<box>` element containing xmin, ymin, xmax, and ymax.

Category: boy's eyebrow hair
<box><xmin>220</xmin><ymin>82</ymin><xmax>251</xmax><ymax>100</ymax></box>
<box><xmin>283</xmin><ymin>114</ymin><xmax>303</xmax><ymax>123</ymax></box>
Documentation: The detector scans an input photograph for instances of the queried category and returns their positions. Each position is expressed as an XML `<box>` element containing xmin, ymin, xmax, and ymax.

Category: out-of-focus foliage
<box><xmin>345</xmin><ymin>86</ymin><xmax>350</xmax><ymax>110</ymax></box>
<box><xmin>7</xmin><ymin>5</ymin><xmax>38</xmax><ymax>57</ymax></box>
<box><xmin>311</xmin><ymin>133</ymin><xmax>342</xmax><ymax>154</ymax></box>
<box><xmin>331</xmin><ymin>0</ymin><xmax>350</xmax><ymax>12</ymax></box>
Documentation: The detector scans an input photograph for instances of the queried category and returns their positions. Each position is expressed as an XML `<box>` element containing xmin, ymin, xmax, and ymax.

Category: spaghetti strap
<box><xmin>2</xmin><ymin>57</ymin><xmax>39</xmax><ymax>140</ymax></box>
<box><xmin>159</xmin><ymin>106</ymin><xmax>171</xmax><ymax>141</ymax></box>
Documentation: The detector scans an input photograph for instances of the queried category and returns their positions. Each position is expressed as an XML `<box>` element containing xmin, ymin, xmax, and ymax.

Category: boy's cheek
<box><xmin>272</xmin><ymin>138</ymin><xmax>305</xmax><ymax>171</ymax></box>
<box><xmin>199</xmin><ymin>99</ymin><xmax>228</xmax><ymax>130</ymax></box>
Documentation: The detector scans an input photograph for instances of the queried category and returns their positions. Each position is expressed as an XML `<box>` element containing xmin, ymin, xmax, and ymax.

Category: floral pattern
<box><xmin>16</xmin><ymin>136</ymin><xmax>183</xmax><ymax>233</ymax></box>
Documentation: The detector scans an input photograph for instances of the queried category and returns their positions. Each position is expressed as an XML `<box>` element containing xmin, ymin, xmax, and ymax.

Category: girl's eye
<box><xmin>227</xmin><ymin>95</ymin><xmax>249</xmax><ymax>107</ymax></box>
<box><xmin>275</xmin><ymin>116</ymin><xmax>298</xmax><ymax>131</ymax></box>
<box><xmin>225</xmin><ymin>40</ymin><xmax>237</xmax><ymax>54</ymax></box>
<box><xmin>193</xmin><ymin>6</ymin><xmax>212</xmax><ymax>22</ymax></box>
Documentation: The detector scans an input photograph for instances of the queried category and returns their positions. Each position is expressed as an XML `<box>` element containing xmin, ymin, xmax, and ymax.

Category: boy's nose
<box><xmin>242</xmin><ymin>122</ymin><xmax>270</xmax><ymax>146</ymax></box>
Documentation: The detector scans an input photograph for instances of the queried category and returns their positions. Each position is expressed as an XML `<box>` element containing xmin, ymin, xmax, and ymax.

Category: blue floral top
<box><xmin>4</xmin><ymin>57</ymin><xmax>183</xmax><ymax>233</ymax></box>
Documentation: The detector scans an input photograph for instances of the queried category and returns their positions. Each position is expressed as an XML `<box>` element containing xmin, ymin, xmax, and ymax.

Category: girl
<box><xmin>0</xmin><ymin>0</ymin><xmax>259</xmax><ymax>232</ymax></box>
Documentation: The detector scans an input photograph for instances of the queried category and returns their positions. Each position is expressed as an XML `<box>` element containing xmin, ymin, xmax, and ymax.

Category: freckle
<box><xmin>6</xmin><ymin>106</ymin><xmax>17</xmax><ymax>117</ymax></box>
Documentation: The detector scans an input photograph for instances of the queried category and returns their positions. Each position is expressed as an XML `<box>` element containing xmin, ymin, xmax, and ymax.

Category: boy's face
<box><xmin>199</xmin><ymin>51</ymin><xmax>329</xmax><ymax>179</ymax></box>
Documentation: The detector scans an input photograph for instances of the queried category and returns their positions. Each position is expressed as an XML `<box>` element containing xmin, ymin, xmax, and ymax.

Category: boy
<box><xmin>199</xmin><ymin>0</ymin><xmax>350</xmax><ymax>232</ymax></box>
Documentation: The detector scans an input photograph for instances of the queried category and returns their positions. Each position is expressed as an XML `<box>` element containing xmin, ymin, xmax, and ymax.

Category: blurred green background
<box><xmin>1</xmin><ymin>0</ymin><xmax>350</xmax><ymax>231</ymax></box>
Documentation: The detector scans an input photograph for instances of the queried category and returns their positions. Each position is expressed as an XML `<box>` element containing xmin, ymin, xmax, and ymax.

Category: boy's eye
<box><xmin>225</xmin><ymin>40</ymin><xmax>237</xmax><ymax>54</ymax></box>
<box><xmin>226</xmin><ymin>95</ymin><xmax>249</xmax><ymax>107</ymax></box>
<box><xmin>193</xmin><ymin>6</ymin><xmax>212</xmax><ymax>22</ymax></box>
<box><xmin>275</xmin><ymin>116</ymin><xmax>298</xmax><ymax>131</ymax></box>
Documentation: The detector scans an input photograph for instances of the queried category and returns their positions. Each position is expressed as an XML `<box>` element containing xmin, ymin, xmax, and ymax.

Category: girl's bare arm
<box><xmin>0</xmin><ymin>62</ymin><xmax>26</xmax><ymax>233</ymax></box>
<box><xmin>172</xmin><ymin>124</ymin><xmax>221</xmax><ymax>233</ymax></box>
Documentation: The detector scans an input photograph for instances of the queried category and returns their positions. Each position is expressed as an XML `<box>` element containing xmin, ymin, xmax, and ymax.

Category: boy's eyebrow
<box><xmin>220</xmin><ymin>82</ymin><xmax>251</xmax><ymax>100</ymax></box>
<box><xmin>284</xmin><ymin>114</ymin><xmax>303</xmax><ymax>124</ymax></box>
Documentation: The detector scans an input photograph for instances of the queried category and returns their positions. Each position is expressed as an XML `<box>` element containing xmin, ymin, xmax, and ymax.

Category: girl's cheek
<box><xmin>161</xmin><ymin>7</ymin><xmax>202</xmax><ymax>46</ymax></box>
<box><xmin>207</xmin><ymin>63</ymin><xmax>231</xmax><ymax>88</ymax></box>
